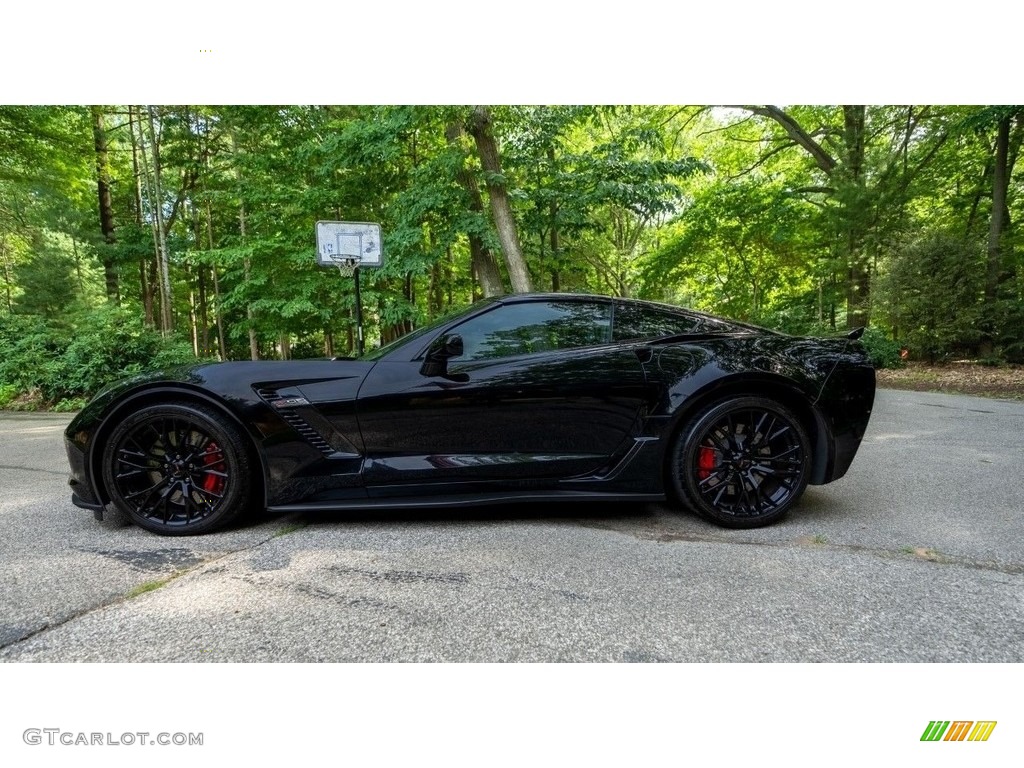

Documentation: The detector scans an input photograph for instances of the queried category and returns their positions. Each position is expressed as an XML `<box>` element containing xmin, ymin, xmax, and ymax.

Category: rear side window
<box><xmin>612</xmin><ymin>303</ymin><xmax>725</xmax><ymax>341</ymax></box>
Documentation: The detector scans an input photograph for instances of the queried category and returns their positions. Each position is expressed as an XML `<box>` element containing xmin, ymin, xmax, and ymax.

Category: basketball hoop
<box><xmin>316</xmin><ymin>221</ymin><xmax>383</xmax><ymax>357</ymax></box>
<box><xmin>326</xmin><ymin>254</ymin><xmax>360</xmax><ymax>278</ymax></box>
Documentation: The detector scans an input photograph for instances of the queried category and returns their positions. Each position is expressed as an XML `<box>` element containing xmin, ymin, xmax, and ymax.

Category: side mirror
<box><xmin>443</xmin><ymin>334</ymin><xmax>464</xmax><ymax>358</ymax></box>
<box><xmin>420</xmin><ymin>334</ymin><xmax>465</xmax><ymax>379</ymax></box>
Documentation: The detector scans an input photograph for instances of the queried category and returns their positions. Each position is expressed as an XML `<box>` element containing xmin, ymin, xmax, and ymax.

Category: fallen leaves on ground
<box><xmin>876</xmin><ymin>363</ymin><xmax>1024</xmax><ymax>400</ymax></box>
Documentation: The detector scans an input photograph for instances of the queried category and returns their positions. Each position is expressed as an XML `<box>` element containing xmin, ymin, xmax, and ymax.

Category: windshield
<box><xmin>359</xmin><ymin>297</ymin><xmax>499</xmax><ymax>361</ymax></box>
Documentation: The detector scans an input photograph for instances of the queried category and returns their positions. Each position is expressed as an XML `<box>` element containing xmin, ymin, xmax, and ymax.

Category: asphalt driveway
<box><xmin>1</xmin><ymin>388</ymin><xmax>1021</xmax><ymax>661</ymax></box>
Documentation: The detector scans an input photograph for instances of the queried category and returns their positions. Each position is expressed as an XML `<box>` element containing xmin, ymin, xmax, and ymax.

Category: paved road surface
<box><xmin>1</xmin><ymin>389</ymin><xmax>1021</xmax><ymax>661</ymax></box>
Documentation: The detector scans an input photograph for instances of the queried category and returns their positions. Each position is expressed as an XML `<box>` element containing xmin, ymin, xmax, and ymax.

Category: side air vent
<box><xmin>255</xmin><ymin>387</ymin><xmax>336</xmax><ymax>457</ymax></box>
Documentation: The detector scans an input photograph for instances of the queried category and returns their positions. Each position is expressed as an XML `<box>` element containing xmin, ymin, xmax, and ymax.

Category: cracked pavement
<box><xmin>1</xmin><ymin>388</ymin><xmax>1022</xmax><ymax>662</ymax></box>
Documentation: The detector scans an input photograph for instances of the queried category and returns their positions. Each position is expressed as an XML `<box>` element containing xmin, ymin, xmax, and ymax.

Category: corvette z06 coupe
<box><xmin>65</xmin><ymin>294</ymin><xmax>875</xmax><ymax>535</ymax></box>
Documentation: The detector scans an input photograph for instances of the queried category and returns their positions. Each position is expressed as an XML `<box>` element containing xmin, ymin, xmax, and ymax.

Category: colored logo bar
<box><xmin>921</xmin><ymin>721</ymin><xmax>996</xmax><ymax>742</ymax></box>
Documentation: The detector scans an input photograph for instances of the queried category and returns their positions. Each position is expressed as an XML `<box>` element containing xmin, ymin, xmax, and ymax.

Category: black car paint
<box><xmin>65</xmin><ymin>294</ymin><xmax>875</xmax><ymax>519</ymax></box>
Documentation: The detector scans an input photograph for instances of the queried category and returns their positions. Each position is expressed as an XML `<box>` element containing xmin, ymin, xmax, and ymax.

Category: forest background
<box><xmin>1</xmin><ymin>104</ymin><xmax>1020</xmax><ymax>409</ymax></box>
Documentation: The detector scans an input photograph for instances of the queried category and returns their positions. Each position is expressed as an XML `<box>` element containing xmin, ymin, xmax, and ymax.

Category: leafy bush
<box><xmin>0</xmin><ymin>384</ymin><xmax>17</xmax><ymax>408</ymax></box>
<box><xmin>51</xmin><ymin>397</ymin><xmax>88</xmax><ymax>412</ymax></box>
<box><xmin>0</xmin><ymin>315</ymin><xmax>65</xmax><ymax>398</ymax></box>
<box><xmin>874</xmin><ymin>233</ymin><xmax>985</xmax><ymax>363</ymax></box>
<box><xmin>860</xmin><ymin>326</ymin><xmax>904</xmax><ymax>369</ymax></box>
<box><xmin>0</xmin><ymin>307</ymin><xmax>204</xmax><ymax>408</ymax></box>
<box><xmin>54</xmin><ymin>306</ymin><xmax>166</xmax><ymax>399</ymax></box>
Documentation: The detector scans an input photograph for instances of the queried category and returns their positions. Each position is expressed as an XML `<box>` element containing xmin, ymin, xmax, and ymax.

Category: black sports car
<box><xmin>64</xmin><ymin>293</ymin><xmax>875</xmax><ymax>535</ymax></box>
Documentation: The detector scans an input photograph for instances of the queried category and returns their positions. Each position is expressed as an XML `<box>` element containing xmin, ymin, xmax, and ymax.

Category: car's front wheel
<box><xmin>671</xmin><ymin>396</ymin><xmax>811</xmax><ymax>528</ymax></box>
<box><xmin>102</xmin><ymin>402</ymin><xmax>253</xmax><ymax>535</ymax></box>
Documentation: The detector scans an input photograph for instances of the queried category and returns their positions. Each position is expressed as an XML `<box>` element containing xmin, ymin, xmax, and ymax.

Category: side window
<box><xmin>453</xmin><ymin>301</ymin><xmax>612</xmax><ymax>361</ymax></box>
<box><xmin>612</xmin><ymin>303</ymin><xmax>722</xmax><ymax>340</ymax></box>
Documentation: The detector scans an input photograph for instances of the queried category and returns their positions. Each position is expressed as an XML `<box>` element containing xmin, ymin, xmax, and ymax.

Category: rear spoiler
<box><xmin>846</xmin><ymin>326</ymin><xmax>865</xmax><ymax>341</ymax></box>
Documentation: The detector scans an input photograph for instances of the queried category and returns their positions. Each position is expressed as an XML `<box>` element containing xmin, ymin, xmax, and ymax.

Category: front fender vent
<box><xmin>255</xmin><ymin>387</ymin><xmax>337</xmax><ymax>457</ymax></box>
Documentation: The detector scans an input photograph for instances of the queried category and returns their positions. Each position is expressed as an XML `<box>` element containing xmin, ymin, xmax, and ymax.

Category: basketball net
<box><xmin>326</xmin><ymin>254</ymin><xmax>359</xmax><ymax>278</ymax></box>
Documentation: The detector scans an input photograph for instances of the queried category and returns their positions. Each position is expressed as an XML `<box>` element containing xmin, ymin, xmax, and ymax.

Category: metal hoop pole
<box><xmin>353</xmin><ymin>265</ymin><xmax>364</xmax><ymax>356</ymax></box>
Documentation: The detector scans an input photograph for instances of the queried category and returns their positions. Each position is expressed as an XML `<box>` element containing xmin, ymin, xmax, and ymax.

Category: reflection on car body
<box><xmin>64</xmin><ymin>293</ymin><xmax>876</xmax><ymax>535</ymax></box>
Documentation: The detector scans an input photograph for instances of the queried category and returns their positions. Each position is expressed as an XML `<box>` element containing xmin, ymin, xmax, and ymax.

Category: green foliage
<box><xmin>0</xmin><ymin>384</ymin><xmax>16</xmax><ymax>408</ymax></box>
<box><xmin>642</xmin><ymin>180</ymin><xmax>820</xmax><ymax>320</ymax></box>
<box><xmin>2</xmin><ymin>103</ymin><xmax>1023</xmax><ymax>394</ymax></box>
<box><xmin>51</xmin><ymin>397</ymin><xmax>87</xmax><ymax>412</ymax></box>
<box><xmin>859</xmin><ymin>327</ymin><xmax>904</xmax><ymax>369</ymax></box>
<box><xmin>56</xmin><ymin>307</ymin><xmax>165</xmax><ymax>397</ymax></box>
<box><xmin>0</xmin><ymin>307</ymin><xmax>200</xmax><ymax>407</ymax></box>
<box><xmin>875</xmin><ymin>233</ymin><xmax>986</xmax><ymax>363</ymax></box>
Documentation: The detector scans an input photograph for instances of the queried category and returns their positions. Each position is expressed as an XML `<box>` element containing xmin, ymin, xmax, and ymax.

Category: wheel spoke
<box><xmin>697</xmin><ymin>471</ymin><xmax>721</xmax><ymax>488</ymax></box>
<box><xmin>751</xmin><ymin>462</ymin><xmax>801</xmax><ymax>477</ymax></box>
<box><xmin>193</xmin><ymin>485</ymin><xmax>224</xmax><ymax>502</ymax></box>
<box><xmin>758</xmin><ymin>416</ymin><xmax>776</xmax><ymax>448</ymax></box>
<box><xmin>751</xmin><ymin>412</ymin><xmax>769</xmax><ymax>445</ymax></box>
<box><xmin>706</xmin><ymin>430</ymin><xmax>730</xmax><ymax>453</ymax></box>
<box><xmin>765</xmin><ymin>446</ymin><xmax>800</xmax><ymax>461</ymax></box>
<box><xmin>746</xmin><ymin>470</ymin><xmax>775</xmax><ymax>512</ymax></box>
<box><xmin>160</xmin><ymin>483</ymin><xmax>175</xmax><ymax>523</ymax></box>
<box><xmin>182</xmin><ymin>483</ymin><xmax>196</xmax><ymax>524</ymax></box>
<box><xmin>698</xmin><ymin>470</ymin><xmax>727</xmax><ymax>492</ymax></box>
<box><xmin>116</xmin><ymin>458</ymin><xmax>153</xmax><ymax>471</ymax></box>
<box><xmin>737</xmin><ymin>472</ymin><xmax>755</xmax><ymax>514</ymax></box>
<box><xmin>125</xmin><ymin>476</ymin><xmax>169</xmax><ymax>501</ymax></box>
<box><xmin>712</xmin><ymin>483</ymin><xmax>728</xmax><ymax>506</ymax></box>
<box><xmin>137</xmin><ymin>479</ymin><xmax>174</xmax><ymax>518</ymax></box>
<box><xmin>115</xmin><ymin>469</ymin><xmax>148</xmax><ymax>479</ymax></box>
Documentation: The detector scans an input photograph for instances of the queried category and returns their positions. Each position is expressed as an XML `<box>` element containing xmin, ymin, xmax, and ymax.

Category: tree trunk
<box><xmin>135</xmin><ymin>109</ymin><xmax>164</xmax><ymax>330</ymax></box>
<box><xmin>231</xmin><ymin>133</ymin><xmax>260</xmax><ymax>361</ymax></box>
<box><xmin>197</xmin><ymin>265</ymin><xmax>209</xmax><ymax>355</ymax></box>
<box><xmin>188</xmin><ymin>282</ymin><xmax>199</xmax><ymax>356</ymax></box>
<box><xmin>980</xmin><ymin>115</ymin><xmax>1012</xmax><ymax>357</ymax></box>
<box><xmin>548</xmin><ymin>144</ymin><xmax>561</xmax><ymax>292</ymax></box>
<box><xmin>549</xmin><ymin>220</ymin><xmax>560</xmax><ymax>292</ymax></box>
<box><xmin>466</xmin><ymin>106</ymin><xmax>531</xmax><ymax>293</ymax></box>
<box><xmin>1</xmin><ymin>235</ymin><xmax>13</xmax><ymax>313</ymax></box>
<box><xmin>211</xmin><ymin>265</ymin><xmax>228</xmax><ymax>361</ymax></box>
<box><xmin>146</xmin><ymin>106</ymin><xmax>173</xmax><ymax>333</ymax></box>
<box><xmin>842</xmin><ymin>106</ymin><xmax>871</xmax><ymax>330</ymax></box>
<box><xmin>429</xmin><ymin>259</ymin><xmax>443</xmax><ymax>317</ymax></box>
<box><xmin>445</xmin><ymin>121</ymin><xmax>505</xmax><ymax>297</ymax></box>
<box><xmin>91</xmin><ymin>106</ymin><xmax>119</xmax><ymax>302</ymax></box>
<box><xmin>240</xmin><ymin>200</ymin><xmax>259</xmax><ymax>361</ymax></box>
<box><xmin>965</xmin><ymin>158</ymin><xmax>994</xmax><ymax>236</ymax></box>
<box><xmin>128</xmin><ymin>106</ymin><xmax>155</xmax><ymax>326</ymax></box>
<box><xmin>190</xmin><ymin>205</ymin><xmax>210</xmax><ymax>356</ymax></box>
<box><xmin>205</xmin><ymin>201</ymin><xmax>228</xmax><ymax>361</ymax></box>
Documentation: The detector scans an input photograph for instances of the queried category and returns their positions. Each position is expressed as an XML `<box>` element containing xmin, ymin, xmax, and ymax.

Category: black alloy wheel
<box><xmin>102</xmin><ymin>403</ymin><xmax>253</xmax><ymax>535</ymax></box>
<box><xmin>671</xmin><ymin>396</ymin><xmax>811</xmax><ymax>528</ymax></box>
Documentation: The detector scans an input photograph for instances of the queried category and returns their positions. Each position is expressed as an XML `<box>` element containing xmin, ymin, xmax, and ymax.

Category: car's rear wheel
<box><xmin>102</xmin><ymin>403</ymin><xmax>253</xmax><ymax>535</ymax></box>
<box><xmin>671</xmin><ymin>396</ymin><xmax>811</xmax><ymax>528</ymax></box>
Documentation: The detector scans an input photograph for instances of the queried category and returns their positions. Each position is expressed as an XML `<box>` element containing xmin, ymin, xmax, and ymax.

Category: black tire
<box><xmin>670</xmin><ymin>396</ymin><xmax>811</xmax><ymax>528</ymax></box>
<box><xmin>101</xmin><ymin>402</ymin><xmax>254</xmax><ymax>536</ymax></box>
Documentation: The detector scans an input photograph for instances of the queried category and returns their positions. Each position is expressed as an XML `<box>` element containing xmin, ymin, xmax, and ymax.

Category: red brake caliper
<box><xmin>202</xmin><ymin>441</ymin><xmax>226</xmax><ymax>495</ymax></box>
<box><xmin>697</xmin><ymin>445</ymin><xmax>717</xmax><ymax>480</ymax></box>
